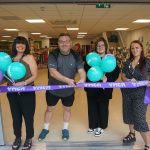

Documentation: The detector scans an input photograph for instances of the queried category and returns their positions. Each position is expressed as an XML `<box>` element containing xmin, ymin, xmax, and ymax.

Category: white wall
<box><xmin>122</xmin><ymin>26</ymin><xmax>150</xmax><ymax>48</ymax></box>
<box><xmin>42</xmin><ymin>38</ymin><xmax>49</xmax><ymax>48</ymax></box>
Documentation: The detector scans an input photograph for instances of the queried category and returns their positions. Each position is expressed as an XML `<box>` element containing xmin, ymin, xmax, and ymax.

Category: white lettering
<box><xmin>85</xmin><ymin>83</ymin><xmax>101</xmax><ymax>88</ymax></box>
<box><xmin>108</xmin><ymin>83</ymin><xmax>126</xmax><ymax>88</ymax></box>
<box><xmin>33</xmin><ymin>86</ymin><xmax>52</xmax><ymax>91</ymax></box>
<box><xmin>131</xmin><ymin>81</ymin><xmax>148</xmax><ymax>87</ymax></box>
<box><xmin>7</xmin><ymin>87</ymin><xmax>26</xmax><ymax>92</ymax></box>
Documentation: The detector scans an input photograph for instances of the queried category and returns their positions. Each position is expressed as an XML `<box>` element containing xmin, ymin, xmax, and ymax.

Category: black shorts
<box><xmin>46</xmin><ymin>91</ymin><xmax>75</xmax><ymax>107</ymax></box>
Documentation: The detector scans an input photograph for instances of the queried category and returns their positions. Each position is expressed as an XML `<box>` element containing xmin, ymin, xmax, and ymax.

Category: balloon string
<box><xmin>103</xmin><ymin>73</ymin><xmax>106</xmax><ymax>90</ymax></box>
<box><xmin>4</xmin><ymin>75</ymin><xmax>15</xmax><ymax>83</ymax></box>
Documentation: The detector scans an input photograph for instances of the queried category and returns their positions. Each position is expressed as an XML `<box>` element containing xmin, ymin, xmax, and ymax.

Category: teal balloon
<box><xmin>101</xmin><ymin>54</ymin><xmax>116</xmax><ymax>73</ymax></box>
<box><xmin>87</xmin><ymin>66</ymin><xmax>104</xmax><ymax>82</ymax></box>
<box><xmin>86</xmin><ymin>52</ymin><xmax>101</xmax><ymax>67</ymax></box>
<box><xmin>0</xmin><ymin>52</ymin><xmax>12</xmax><ymax>72</ymax></box>
<box><xmin>7</xmin><ymin>62</ymin><xmax>26</xmax><ymax>80</ymax></box>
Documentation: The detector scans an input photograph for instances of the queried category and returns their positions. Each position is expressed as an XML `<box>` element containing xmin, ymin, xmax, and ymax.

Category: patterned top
<box><xmin>122</xmin><ymin>58</ymin><xmax>150</xmax><ymax>94</ymax></box>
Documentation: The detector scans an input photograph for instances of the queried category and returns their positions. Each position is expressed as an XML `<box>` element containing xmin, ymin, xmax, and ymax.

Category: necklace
<box><xmin>132</xmin><ymin>60</ymin><xmax>139</xmax><ymax>68</ymax></box>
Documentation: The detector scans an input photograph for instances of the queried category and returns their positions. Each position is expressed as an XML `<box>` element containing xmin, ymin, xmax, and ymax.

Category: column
<box><xmin>102</xmin><ymin>32</ymin><xmax>109</xmax><ymax>49</ymax></box>
<box><xmin>0</xmin><ymin>100</ymin><xmax>5</xmax><ymax>145</ymax></box>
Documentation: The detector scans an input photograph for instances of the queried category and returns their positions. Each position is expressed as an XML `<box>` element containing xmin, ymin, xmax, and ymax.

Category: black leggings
<box><xmin>7</xmin><ymin>92</ymin><xmax>36</xmax><ymax>139</ymax></box>
<box><xmin>87</xmin><ymin>94</ymin><xmax>110</xmax><ymax>129</ymax></box>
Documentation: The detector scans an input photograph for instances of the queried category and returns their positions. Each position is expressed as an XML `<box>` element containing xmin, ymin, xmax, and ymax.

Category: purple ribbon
<box><xmin>144</xmin><ymin>87</ymin><xmax>150</xmax><ymax>104</ymax></box>
<box><xmin>0</xmin><ymin>80</ymin><xmax>149</xmax><ymax>93</ymax></box>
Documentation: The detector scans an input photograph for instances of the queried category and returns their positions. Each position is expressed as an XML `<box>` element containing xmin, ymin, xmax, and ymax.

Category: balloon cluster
<box><xmin>86</xmin><ymin>52</ymin><xmax>116</xmax><ymax>82</ymax></box>
<box><xmin>0</xmin><ymin>52</ymin><xmax>26</xmax><ymax>82</ymax></box>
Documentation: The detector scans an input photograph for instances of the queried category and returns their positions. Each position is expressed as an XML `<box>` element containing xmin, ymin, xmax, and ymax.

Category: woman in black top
<box><xmin>84</xmin><ymin>37</ymin><xmax>120</xmax><ymax>136</ymax></box>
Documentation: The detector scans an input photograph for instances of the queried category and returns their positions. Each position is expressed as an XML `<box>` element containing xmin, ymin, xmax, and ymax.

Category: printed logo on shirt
<box><xmin>49</xmin><ymin>64</ymin><xmax>55</xmax><ymax>67</ymax></box>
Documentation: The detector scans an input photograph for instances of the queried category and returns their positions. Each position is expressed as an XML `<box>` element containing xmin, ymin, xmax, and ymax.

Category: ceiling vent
<box><xmin>50</xmin><ymin>20</ymin><xmax>77</xmax><ymax>25</ymax></box>
<box><xmin>0</xmin><ymin>16</ymin><xmax>22</xmax><ymax>20</ymax></box>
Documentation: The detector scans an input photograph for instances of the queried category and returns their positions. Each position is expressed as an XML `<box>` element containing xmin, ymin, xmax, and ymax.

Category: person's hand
<box><xmin>65</xmin><ymin>78</ymin><xmax>76</xmax><ymax>86</ymax></box>
<box><xmin>146</xmin><ymin>81</ymin><xmax>150</xmax><ymax>87</ymax></box>
<box><xmin>130</xmin><ymin>78</ymin><xmax>137</xmax><ymax>82</ymax></box>
<box><xmin>102</xmin><ymin>75</ymin><xmax>107</xmax><ymax>83</ymax></box>
<box><xmin>76</xmin><ymin>79</ymin><xmax>85</xmax><ymax>84</ymax></box>
<box><xmin>13</xmin><ymin>81</ymin><xmax>25</xmax><ymax>86</ymax></box>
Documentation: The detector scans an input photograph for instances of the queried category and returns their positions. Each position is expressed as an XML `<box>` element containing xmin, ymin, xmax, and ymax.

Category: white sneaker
<box><xmin>87</xmin><ymin>128</ymin><xmax>95</xmax><ymax>134</ymax></box>
<box><xmin>95</xmin><ymin>128</ymin><xmax>104</xmax><ymax>137</ymax></box>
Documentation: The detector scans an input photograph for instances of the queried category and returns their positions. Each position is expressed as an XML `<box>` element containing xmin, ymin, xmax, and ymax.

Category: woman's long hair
<box><xmin>11</xmin><ymin>36</ymin><xmax>30</xmax><ymax>57</ymax></box>
<box><xmin>129</xmin><ymin>40</ymin><xmax>146</xmax><ymax>71</ymax></box>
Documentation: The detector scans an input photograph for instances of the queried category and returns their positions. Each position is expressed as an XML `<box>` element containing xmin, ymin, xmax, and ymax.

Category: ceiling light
<box><xmin>67</xmin><ymin>28</ymin><xmax>79</xmax><ymax>30</ymax></box>
<box><xmin>31</xmin><ymin>33</ymin><xmax>41</xmax><ymax>35</ymax></box>
<box><xmin>26</xmin><ymin>19</ymin><xmax>45</xmax><ymax>23</ymax></box>
<box><xmin>77</xmin><ymin>37</ymin><xmax>83</xmax><ymax>38</ymax></box>
<box><xmin>115</xmin><ymin>28</ymin><xmax>129</xmax><ymax>31</ymax></box>
<box><xmin>40</xmin><ymin>35</ymin><xmax>47</xmax><ymax>37</ymax></box>
<box><xmin>46</xmin><ymin>37</ymin><xmax>52</xmax><ymax>38</ymax></box>
<box><xmin>2</xmin><ymin>36</ymin><xmax>11</xmax><ymax>37</ymax></box>
<box><xmin>4</xmin><ymin>29</ymin><xmax>19</xmax><ymax>31</ymax></box>
<box><xmin>77</xmin><ymin>34</ymin><xmax>85</xmax><ymax>36</ymax></box>
<box><xmin>78</xmin><ymin>32</ymin><xmax>87</xmax><ymax>34</ymax></box>
<box><xmin>133</xmin><ymin>19</ymin><xmax>150</xmax><ymax>23</ymax></box>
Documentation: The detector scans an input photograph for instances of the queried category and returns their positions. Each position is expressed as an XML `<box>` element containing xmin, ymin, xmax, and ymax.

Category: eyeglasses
<box><xmin>58</xmin><ymin>40</ymin><xmax>71</xmax><ymax>45</ymax></box>
<box><xmin>97</xmin><ymin>45</ymin><xmax>105</xmax><ymax>48</ymax></box>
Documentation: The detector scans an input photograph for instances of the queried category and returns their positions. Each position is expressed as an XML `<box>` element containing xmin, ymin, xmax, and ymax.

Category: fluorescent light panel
<box><xmin>46</xmin><ymin>37</ymin><xmax>52</xmax><ymax>38</ymax></box>
<box><xmin>77</xmin><ymin>35</ymin><xmax>85</xmax><ymax>37</ymax></box>
<box><xmin>40</xmin><ymin>35</ymin><xmax>47</xmax><ymax>37</ymax></box>
<box><xmin>26</xmin><ymin>19</ymin><xmax>45</xmax><ymax>23</ymax></box>
<box><xmin>4</xmin><ymin>29</ymin><xmax>19</xmax><ymax>31</ymax></box>
<box><xmin>31</xmin><ymin>33</ymin><xmax>41</xmax><ymax>35</ymax></box>
<box><xmin>67</xmin><ymin>28</ymin><xmax>79</xmax><ymax>30</ymax></box>
<box><xmin>115</xmin><ymin>28</ymin><xmax>129</xmax><ymax>30</ymax></box>
<box><xmin>78</xmin><ymin>32</ymin><xmax>87</xmax><ymax>34</ymax></box>
<box><xmin>2</xmin><ymin>36</ymin><xmax>11</xmax><ymax>37</ymax></box>
<box><xmin>77</xmin><ymin>36</ymin><xmax>83</xmax><ymax>39</ymax></box>
<box><xmin>133</xmin><ymin>19</ymin><xmax>150</xmax><ymax>23</ymax></box>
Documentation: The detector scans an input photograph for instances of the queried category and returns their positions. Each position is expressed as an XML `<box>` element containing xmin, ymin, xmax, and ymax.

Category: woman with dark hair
<box><xmin>121</xmin><ymin>40</ymin><xmax>150</xmax><ymax>150</ymax></box>
<box><xmin>84</xmin><ymin>37</ymin><xmax>120</xmax><ymax>136</ymax></box>
<box><xmin>7</xmin><ymin>36</ymin><xmax>37</xmax><ymax>150</ymax></box>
